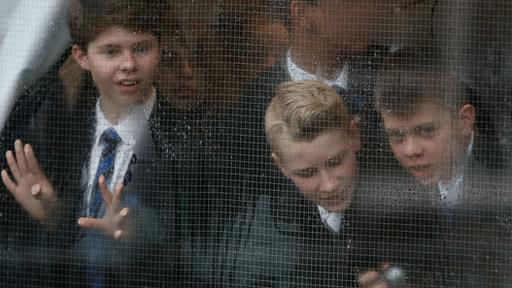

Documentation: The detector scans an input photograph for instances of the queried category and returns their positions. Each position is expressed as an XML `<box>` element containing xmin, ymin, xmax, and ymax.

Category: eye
<box><xmin>102</xmin><ymin>46</ymin><xmax>119</xmax><ymax>57</ymax></box>
<box><xmin>416</xmin><ymin>124</ymin><xmax>437</xmax><ymax>138</ymax></box>
<box><xmin>326</xmin><ymin>152</ymin><xmax>346</xmax><ymax>168</ymax></box>
<box><xmin>293</xmin><ymin>168</ymin><xmax>317</xmax><ymax>179</ymax></box>
<box><xmin>386</xmin><ymin>129</ymin><xmax>406</xmax><ymax>144</ymax></box>
<box><xmin>133</xmin><ymin>43</ymin><xmax>152</xmax><ymax>55</ymax></box>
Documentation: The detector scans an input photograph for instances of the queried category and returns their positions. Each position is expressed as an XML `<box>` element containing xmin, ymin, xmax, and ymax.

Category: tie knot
<box><xmin>100</xmin><ymin>127</ymin><xmax>121</xmax><ymax>149</ymax></box>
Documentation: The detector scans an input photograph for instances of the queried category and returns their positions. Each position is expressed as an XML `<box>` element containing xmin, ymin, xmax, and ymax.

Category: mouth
<box><xmin>320</xmin><ymin>187</ymin><xmax>352</xmax><ymax>204</ymax></box>
<box><xmin>319</xmin><ymin>189</ymin><xmax>353</xmax><ymax>212</ymax></box>
<box><xmin>407</xmin><ymin>164</ymin><xmax>435</xmax><ymax>179</ymax></box>
<box><xmin>408</xmin><ymin>164</ymin><xmax>432</xmax><ymax>172</ymax></box>
<box><xmin>116</xmin><ymin>79</ymin><xmax>141</xmax><ymax>94</ymax></box>
<box><xmin>118</xmin><ymin>79</ymin><xmax>139</xmax><ymax>87</ymax></box>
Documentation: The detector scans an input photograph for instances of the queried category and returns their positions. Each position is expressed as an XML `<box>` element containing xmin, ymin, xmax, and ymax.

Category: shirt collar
<box><xmin>437</xmin><ymin>132</ymin><xmax>474</xmax><ymax>207</ymax></box>
<box><xmin>317</xmin><ymin>205</ymin><xmax>344</xmax><ymax>233</ymax></box>
<box><xmin>94</xmin><ymin>90</ymin><xmax>156</xmax><ymax>147</ymax></box>
<box><xmin>286</xmin><ymin>49</ymin><xmax>349</xmax><ymax>89</ymax></box>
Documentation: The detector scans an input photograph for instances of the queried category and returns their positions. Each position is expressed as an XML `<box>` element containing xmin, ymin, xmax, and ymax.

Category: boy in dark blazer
<box><xmin>188</xmin><ymin>81</ymin><xmax>372</xmax><ymax>287</ymax></box>
<box><xmin>359</xmin><ymin>49</ymin><xmax>512</xmax><ymax>288</ymax></box>
<box><xmin>0</xmin><ymin>1</ymin><xmax>188</xmax><ymax>286</ymax></box>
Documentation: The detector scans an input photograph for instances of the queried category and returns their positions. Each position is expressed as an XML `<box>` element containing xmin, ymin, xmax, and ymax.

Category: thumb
<box><xmin>38</xmin><ymin>181</ymin><xmax>56</xmax><ymax>201</ymax></box>
<box><xmin>31</xmin><ymin>183</ymin><xmax>42</xmax><ymax>197</ymax></box>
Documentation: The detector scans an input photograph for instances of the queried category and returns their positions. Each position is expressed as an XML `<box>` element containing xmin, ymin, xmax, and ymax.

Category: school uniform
<box><xmin>216</xmin><ymin>47</ymin><xmax>391</xmax><ymax>211</ymax></box>
<box><xmin>362</xmin><ymin>143</ymin><xmax>512</xmax><ymax>287</ymax></box>
<box><xmin>182</xmin><ymin>174</ymin><xmax>373</xmax><ymax>287</ymax></box>
<box><xmin>0</xmin><ymin>75</ymin><xmax>190</xmax><ymax>287</ymax></box>
<box><xmin>185</xmin><ymin>48</ymin><xmax>389</xmax><ymax>286</ymax></box>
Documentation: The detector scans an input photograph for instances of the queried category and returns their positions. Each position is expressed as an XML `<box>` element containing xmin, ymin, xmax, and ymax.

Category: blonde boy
<box><xmin>266</xmin><ymin>80</ymin><xmax>360</xmax><ymax>231</ymax></box>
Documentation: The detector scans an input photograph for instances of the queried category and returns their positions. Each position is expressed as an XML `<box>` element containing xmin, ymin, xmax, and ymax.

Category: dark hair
<box><xmin>375</xmin><ymin>48</ymin><xmax>469</xmax><ymax>118</ymax></box>
<box><xmin>62</xmin><ymin>1</ymin><xmax>184</xmax><ymax>110</ymax></box>
<box><xmin>68</xmin><ymin>0</ymin><xmax>166</xmax><ymax>49</ymax></box>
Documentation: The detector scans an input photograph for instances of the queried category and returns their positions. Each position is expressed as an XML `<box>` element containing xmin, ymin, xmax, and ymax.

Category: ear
<box><xmin>290</xmin><ymin>1</ymin><xmax>306</xmax><ymax>20</ymax></box>
<box><xmin>349</xmin><ymin>119</ymin><xmax>361</xmax><ymax>152</ymax></box>
<box><xmin>272</xmin><ymin>152</ymin><xmax>291</xmax><ymax>178</ymax></box>
<box><xmin>72</xmin><ymin>44</ymin><xmax>90</xmax><ymax>71</ymax></box>
<box><xmin>457</xmin><ymin>103</ymin><xmax>476</xmax><ymax>137</ymax></box>
<box><xmin>290</xmin><ymin>1</ymin><xmax>311</xmax><ymax>28</ymax></box>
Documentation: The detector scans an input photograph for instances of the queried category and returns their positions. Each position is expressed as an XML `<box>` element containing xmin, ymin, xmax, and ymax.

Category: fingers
<box><xmin>24</xmin><ymin>144</ymin><xmax>43</xmax><ymax>175</ymax></box>
<box><xmin>113</xmin><ymin>207</ymin><xmax>129</xmax><ymax>240</ymax></box>
<box><xmin>98</xmin><ymin>175</ymin><xmax>124</xmax><ymax>209</ymax></box>
<box><xmin>5</xmin><ymin>140</ymin><xmax>38</xmax><ymax>181</ymax></box>
<box><xmin>77</xmin><ymin>217</ymin><xmax>102</xmax><ymax>230</ymax></box>
<box><xmin>31</xmin><ymin>182</ymin><xmax>42</xmax><ymax>197</ymax></box>
<box><xmin>14</xmin><ymin>140</ymin><xmax>28</xmax><ymax>175</ymax></box>
<box><xmin>1</xmin><ymin>169</ymin><xmax>17</xmax><ymax>194</ymax></box>
<box><xmin>111</xmin><ymin>183</ymin><xmax>124</xmax><ymax>211</ymax></box>
<box><xmin>98</xmin><ymin>175</ymin><xmax>113</xmax><ymax>206</ymax></box>
<box><xmin>5</xmin><ymin>150</ymin><xmax>21</xmax><ymax>181</ymax></box>
<box><xmin>367</xmin><ymin>282</ymin><xmax>389</xmax><ymax>288</ymax></box>
<box><xmin>358</xmin><ymin>271</ymin><xmax>382</xmax><ymax>287</ymax></box>
<box><xmin>114</xmin><ymin>207</ymin><xmax>129</xmax><ymax>226</ymax></box>
<box><xmin>358</xmin><ymin>270</ymin><xmax>390</xmax><ymax>288</ymax></box>
<box><xmin>78</xmin><ymin>207</ymin><xmax>129</xmax><ymax>240</ymax></box>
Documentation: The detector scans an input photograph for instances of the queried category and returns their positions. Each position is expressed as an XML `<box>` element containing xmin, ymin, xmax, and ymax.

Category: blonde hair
<box><xmin>265</xmin><ymin>80</ymin><xmax>351</xmax><ymax>156</ymax></box>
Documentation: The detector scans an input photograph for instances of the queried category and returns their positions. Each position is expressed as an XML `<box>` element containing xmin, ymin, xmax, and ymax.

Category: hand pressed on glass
<box><xmin>78</xmin><ymin>175</ymin><xmax>132</xmax><ymax>240</ymax></box>
<box><xmin>1</xmin><ymin>139</ymin><xmax>58</xmax><ymax>222</ymax></box>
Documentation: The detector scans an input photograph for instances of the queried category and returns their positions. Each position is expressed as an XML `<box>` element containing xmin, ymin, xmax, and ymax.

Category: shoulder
<box><xmin>462</xmin><ymin>157</ymin><xmax>511</xmax><ymax>208</ymax></box>
<box><xmin>147</xmin><ymin>95</ymin><xmax>196</xmax><ymax>148</ymax></box>
<box><xmin>233</xmin><ymin>57</ymin><xmax>289</xmax><ymax>111</ymax></box>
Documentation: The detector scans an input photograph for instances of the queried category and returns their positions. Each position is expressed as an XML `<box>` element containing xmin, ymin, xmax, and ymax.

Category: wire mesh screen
<box><xmin>1</xmin><ymin>0</ymin><xmax>511</xmax><ymax>287</ymax></box>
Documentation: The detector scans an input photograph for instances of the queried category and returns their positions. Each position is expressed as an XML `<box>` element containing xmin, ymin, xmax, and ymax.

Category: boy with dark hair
<box><xmin>359</xmin><ymin>49</ymin><xmax>512</xmax><ymax>288</ymax></box>
<box><xmin>1</xmin><ymin>1</ymin><xmax>184</xmax><ymax>286</ymax></box>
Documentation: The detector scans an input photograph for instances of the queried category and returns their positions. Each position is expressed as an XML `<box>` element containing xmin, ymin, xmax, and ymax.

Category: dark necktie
<box><xmin>88</xmin><ymin>127</ymin><xmax>121</xmax><ymax>217</ymax></box>
<box><xmin>85</xmin><ymin>128</ymin><xmax>121</xmax><ymax>288</ymax></box>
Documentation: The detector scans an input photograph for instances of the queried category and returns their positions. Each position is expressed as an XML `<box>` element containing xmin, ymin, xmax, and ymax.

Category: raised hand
<box><xmin>78</xmin><ymin>175</ymin><xmax>132</xmax><ymax>240</ymax></box>
<box><xmin>358</xmin><ymin>263</ymin><xmax>408</xmax><ymax>288</ymax></box>
<box><xmin>1</xmin><ymin>140</ymin><xmax>58</xmax><ymax>222</ymax></box>
<box><xmin>358</xmin><ymin>269</ymin><xmax>389</xmax><ymax>288</ymax></box>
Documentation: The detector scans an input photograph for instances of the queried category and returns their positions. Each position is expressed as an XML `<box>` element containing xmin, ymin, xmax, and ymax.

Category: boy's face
<box><xmin>305</xmin><ymin>0</ymin><xmax>396</xmax><ymax>56</ymax></box>
<box><xmin>73</xmin><ymin>26</ymin><xmax>160</xmax><ymax>108</ymax></box>
<box><xmin>273</xmin><ymin>127</ymin><xmax>360</xmax><ymax>213</ymax></box>
<box><xmin>382</xmin><ymin>102</ymin><xmax>475</xmax><ymax>186</ymax></box>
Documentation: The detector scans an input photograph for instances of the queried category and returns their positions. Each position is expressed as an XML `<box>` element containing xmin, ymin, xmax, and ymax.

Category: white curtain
<box><xmin>0</xmin><ymin>0</ymin><xmax>70</xmax><ymax>130</ymax></box>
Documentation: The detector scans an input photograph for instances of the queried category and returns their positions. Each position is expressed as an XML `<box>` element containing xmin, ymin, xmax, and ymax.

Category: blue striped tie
<box><xmin>88</xmin><ymin>127</ymin><xmax>121</xmax><ymax>217</ymax></box>
<box><xmin>86</xmin><ymin>127</ymin><xmax>121</xmax><ymax>288</ymax></box>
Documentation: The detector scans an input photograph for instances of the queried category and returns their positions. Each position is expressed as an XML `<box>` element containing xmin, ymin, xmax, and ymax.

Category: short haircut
<box><xmin>375</xmin><ymin>48</ymin><xmax>470</xmax><ymax>118</ymax></box>
<box><xmin>266</xmin><ymin>80</ymin><xmax>351</xmax><ymax>156</ymax></box>
<box><xmin>68</xmin><ymin>0</ymin><xmax>166</xmax><ymax>49</ymax></box>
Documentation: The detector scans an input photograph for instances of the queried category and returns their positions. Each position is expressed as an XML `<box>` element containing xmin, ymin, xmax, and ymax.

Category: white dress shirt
<box><xmin>317</xmin><ymin>205</ymin><xmax>344</xmax><ymax>234</ymax></box>
<box><xmin>437</xmin><ymin>133</ymin><xmax>474</xmax><ymax>209</ymax></box>
<box><xmin>286</xmin><ymin>50</ymin><xmax>349</xmax><ymax>90</ymax></box>
<box><xmin>83</xmin><ymin>93</ymin><xmax>156</xmax><ymax>212</ymax></box>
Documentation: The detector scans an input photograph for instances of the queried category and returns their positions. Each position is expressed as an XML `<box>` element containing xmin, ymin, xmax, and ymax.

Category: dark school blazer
<box><xmin>0</xmin><ymin>75</ymin><xmax>198</xmax><ymax>287</ymax></box>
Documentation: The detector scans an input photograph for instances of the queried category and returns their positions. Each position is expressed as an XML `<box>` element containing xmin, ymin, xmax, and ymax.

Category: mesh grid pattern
<box><xmin>1</xmin><ymin>1</ymin><xmax>511</xmax><ymax>287</ymax></box>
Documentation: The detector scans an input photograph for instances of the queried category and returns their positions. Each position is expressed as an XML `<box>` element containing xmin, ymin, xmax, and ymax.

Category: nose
<box><xmin>120</xmin><ymin>52</ymin><xmax>137</xmax><ymax>71</ymax></box>
<box><xmin>318</xmin><ymin>170</ymin><xmax>337</xmax><ymax>194</ymax></box>
<box><xmin>403</xmin><ymin>136</ymin><xmax>423</xmax><ymax>158</ymax></box>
